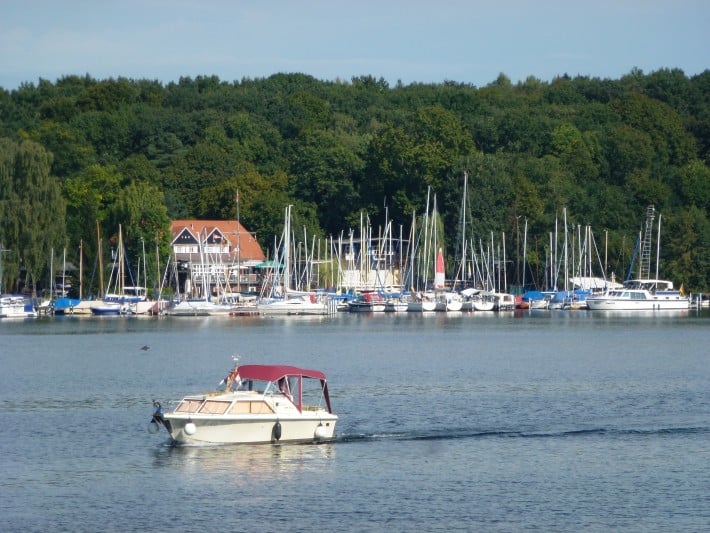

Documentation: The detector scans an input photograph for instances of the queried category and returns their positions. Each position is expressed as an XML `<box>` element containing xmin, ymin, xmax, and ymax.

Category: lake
<box><xmin>1</xmin><ymin>310</ymin><xmax>708</xmax><ymax>531</ymax></box>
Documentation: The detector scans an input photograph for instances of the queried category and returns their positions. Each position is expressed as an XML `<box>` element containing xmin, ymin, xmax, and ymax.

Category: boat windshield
<box><xmin>236</xmin><ymin>379</ymin><xmax>269</xmax><ymax>394</ymax></box>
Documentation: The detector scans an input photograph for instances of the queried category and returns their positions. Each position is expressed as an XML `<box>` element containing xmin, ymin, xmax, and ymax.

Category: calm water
<box><xmin>1</xmin><ymin>310</ymin><xmax>709</xmax><ymax>532</ymax></box>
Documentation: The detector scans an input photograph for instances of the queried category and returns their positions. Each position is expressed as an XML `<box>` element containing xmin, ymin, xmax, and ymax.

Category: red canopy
<box><xmin>237</xmin><ymin>364</ymin><xmax>327</xmax><ymax>382</ymax></box>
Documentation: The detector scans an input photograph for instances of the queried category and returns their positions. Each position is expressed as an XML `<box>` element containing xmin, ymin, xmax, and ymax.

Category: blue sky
<box><xmin>1</xmin><ymin>0</ymin><xmax>708</xmax><ymax>90</ymax></box>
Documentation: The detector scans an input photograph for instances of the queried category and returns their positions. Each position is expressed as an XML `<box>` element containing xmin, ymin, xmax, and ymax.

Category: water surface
<box><xmin>1</xmin><ymin>310</ymin><xmax>708</xmax><ymax>531</ymax></box>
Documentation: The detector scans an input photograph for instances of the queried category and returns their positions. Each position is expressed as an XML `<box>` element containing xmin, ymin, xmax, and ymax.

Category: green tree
<box><xmin>289</xmin><ymin>129</ymin><xmax>362</xmax><ymax>234</ymax></box>
<box><xmin>602</xmin><ymin>124</ymin><xmax>654</xmax><ymax>185</ymax></box>
<box><xmin>663</xmin><ymin>206</ymin><xmax>710</xmax><ymax>291</ymax></box>
<box><xmin>550</xmin><ymin>123</ymin><xmax>598</xmax><ymax>181</ymax></box>
<box><xmin>677</xmin><ymin>159</ymin><xmax>710</xmax><ymax>211</ymax></box>
<box><xmin>0</xmin><ymin>138</ymin><xmax>65</xmax><ymax>294</ymax></box>
<box><xmin>64</xmin><ymin>164</ymin><xmax>123</xmax><ymax>293</ymax></box>
<box><xmin>26</xmin><ymin>120</ymin><xmax>97</xmax><ymax>177</ymax></box>
<box><xmin>611</xmin><ymin>92</ymin><xmax>697</xmax><ymax>168</ymax></box>
<box><xmin>109</xmin><ymin>180</ymin><xmax>172</xmax><ymax>291</ymax></box>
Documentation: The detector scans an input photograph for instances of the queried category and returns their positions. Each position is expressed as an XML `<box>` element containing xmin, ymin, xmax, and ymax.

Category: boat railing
<box><xmin>302</xmin><ymin>405</ymin><xmax>327</xmax><ymax>412</ymax></box>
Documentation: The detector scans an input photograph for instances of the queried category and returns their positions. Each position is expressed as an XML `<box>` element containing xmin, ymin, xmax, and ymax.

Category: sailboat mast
<box><xmin>155</xmin><ymin>233</ymin><xmax>161</xmax><ymax>300</ymax></box>
<box><xmin>79</xmin><ymin>240</ymin><xmax>83</xmax><ymax>300</ymax></box>
<box><xmin>142</xmin><ymin>237</ymin><xmax>147</xmax><ymax>294</ymax></box>
<box><xmin>118</xmin><ymin>225</ymin><xmax>124</xmax><ymax>296</ymax></box>
<box><xmin>62</xmin><ymin>248</ymin><xmax>66</xmax><ymax>298</ymax></box>
<box><xmin>0</xmin><ymin>243</ymin><xmax>5</xmax><ymax>293</ymax></box>
<box><xmin>656</xmin><ymin>213</ymin><xmax>662</xmax><ymax>281</ymax></box>
<box><xmin>502</xmin><ymin>232</ymin><xmax>507</xmax><ymax>293</ymax></box>
<box><xmin>409</xmin><ymin>210</ymin><xmax>416</xmax><ymax>291</ymax></box>
<box><xmin>48</xmin><ymin>247</ymin><xmax>54</xmax><ymax>299</ymax></box>
<box><xmin>283</xmin><ymin>205</ymin><xmax>291</xmax><ymax>292</ymax></box>
<box><xmin>97</xmin><ymin>221</ymin><xmax>104</xmax><ymax>297</ymax></box>
<box><xmin>422</xmin><ymin>188</ymin><xmax>431</xmax><ymax>288</ymax></box>
<box><xmin>563</xmin><ymin>209</ymin><xmax>568</xmax><ymax>291</ymax></box>
<box><xmin>522</xmin><ymin>218</ymin><xmax>528</xmax><ymax>291</ymax></box>
<box><xmin>236</xmin><ymin>190</ymin><xmax>241</xmax><ymax>293</ymax></box>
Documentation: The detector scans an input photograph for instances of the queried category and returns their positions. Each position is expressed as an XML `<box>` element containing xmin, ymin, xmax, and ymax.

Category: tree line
<box><xmin>0</xmin><ymin>67</ymin><xmax>708</xmax><ymax>295</ymax></box>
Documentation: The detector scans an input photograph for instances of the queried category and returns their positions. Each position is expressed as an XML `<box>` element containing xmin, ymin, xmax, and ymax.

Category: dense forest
<box><xmin>0</xmin><ymin>68</ymin><xmax>708</xmax><ymax>296</ymax></box>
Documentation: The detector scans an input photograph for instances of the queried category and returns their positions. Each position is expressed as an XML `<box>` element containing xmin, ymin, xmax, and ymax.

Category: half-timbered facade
<box><xmin>170</xmin><ymin>220</ymin><xmax>266</xmax><ymax>297</ymax></box>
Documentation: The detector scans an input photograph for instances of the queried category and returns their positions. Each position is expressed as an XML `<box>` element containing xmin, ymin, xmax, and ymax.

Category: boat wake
<box><xmin>151</xmin><ymin>425</ymin><xmax>708</xmax><ymax>448</ymax></box>
<box><xmin>335</xmin><ymin>425</ymin><xmax>709</xmax><ymax>444</ymax></box>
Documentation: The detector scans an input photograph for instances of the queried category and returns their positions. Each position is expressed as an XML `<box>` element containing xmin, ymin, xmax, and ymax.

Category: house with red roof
<box><xmin>170</xmin><ymin>220</ymin><xmax>266</xmax><ymax>297</ymax></box>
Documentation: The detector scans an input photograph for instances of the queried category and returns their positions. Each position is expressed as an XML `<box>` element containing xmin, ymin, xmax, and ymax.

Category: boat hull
<box><xmin>163</xmin><ymin>413</ymin><xmax>337</xmax><ymax>445</ymax></box>
<box><xmin>90</xmin><ymin>303</ymin><xmax>123</xmax><ymax>315</ymax></box>
<box><xmin>384</xmin><ymin>301</ymin><xmax>408</xmax><ymax>312</ymax></box>
<box><xmin>167</xmin><ymin>300</ymin><xmax>233</xmax><ymax>316</ymax></box>
<box><xmin>472</xmin><ymin>300</ymin><xmax>495</xmax><ymax>311</ymax></box>
<box><xmin>408</xmin><ymin>299</ymin><xmax>436</xmax><ymax>312</ymax></box>
<box><xmin>347</xmin><ymin>302</ymin><xmax>386</xmax><ymax>312</ymax></box>
<box><xmin>586</xmin><ymin>297</ymin><xmax>689</xmax><ymax>310</ymax></box>
<box><xmin>258</xmin><ymin>301</ymin><xmax>330</xmax><ymax>315</ymax></box>
<box><xmin>432</xmin><ymin>292</ymin><xmax>463</xmax><ymax>312</ymax></box>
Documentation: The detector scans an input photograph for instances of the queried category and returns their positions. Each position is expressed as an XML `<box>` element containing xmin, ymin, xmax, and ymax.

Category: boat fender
<box><xmin>314</xmin><ymin>423</ymin><xmax>327</xmax><ymax>440</ymax></box>
<box><xmin>184</xmin><ymin>420</ymin><xmax>197</xmax><ymax>435</ymax></box>
<box><xmin>272</xmin><ymin>420</ymin><xmax>282</xmax><ymax>442</ymax></box>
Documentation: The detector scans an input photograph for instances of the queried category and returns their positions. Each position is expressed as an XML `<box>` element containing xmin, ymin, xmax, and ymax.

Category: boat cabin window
<box><xmin>237</xmin><ymin>379</ymin><xmax>266</xmax><ymax>394</ymax></box>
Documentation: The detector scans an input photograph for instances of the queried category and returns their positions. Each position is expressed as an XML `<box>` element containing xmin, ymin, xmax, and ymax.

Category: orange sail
<box><xmin>434</xmin><ymin>247</ymin><xmax>445</xmax><ymax>289</ymax></box>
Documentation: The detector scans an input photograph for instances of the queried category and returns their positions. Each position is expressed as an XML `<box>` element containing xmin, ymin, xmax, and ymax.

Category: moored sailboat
<box><xmin>258</xmin><ymin>206</ymin><xmax>331</xmax><ymax>316</ymax></box>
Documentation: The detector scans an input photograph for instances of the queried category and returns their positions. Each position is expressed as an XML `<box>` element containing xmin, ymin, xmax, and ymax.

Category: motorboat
<box><xmin>167</xmin><ymin>298</ymin><xmax>233</xmax><ymax>316</ymax></box>
<box><xmin>585</xmin><ymin>279</ymin><xmax>689</xmax><ymax>311</ymax></box>
<box><xmin>149</xmin><ymin>360</ymin><xmax>338</xmax><ymax>445</ymax></box>
<box><xmin>0</xmin><ymin>294</ymin><xmax>37</xmax><ymax>318</ymax></box>
<box><xmin>347</xmin><ymin>291</ymin><xmax>386</xmax><ymax>312</ymax></box>
<box><xmin>586</xmin><ymin>206</ymin><xmax>690</xmax><ymax>312</ymax></box>
<box><xmin>90</xmin><ymin>299</ymin><xmax>124</xmax><ymax>315</ymax></box>
<box><xmin>258</xmin><ymin>290</ymin><xmax>331</xmax><ymax>315</ymax></box>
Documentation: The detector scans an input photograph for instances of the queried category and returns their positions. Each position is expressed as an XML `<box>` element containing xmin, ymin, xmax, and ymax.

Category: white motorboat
<box><xmin>258</xmin><ymin>291</ymin><xmax>330</xmax><ymax>315</ymax></box>
<box><xmin>586</xmin><ymin>206</ymin><xmax>689</xmax><ymax>312</ymax></box>
<box><xmin>0</xmin><ymin>294</ymin><xmax>37</xmax><ymax>318</ymax></box>
<box><xmin>585</xmin><ymin>279</ymin><xmax>689</xmax><ymax>311</ymax></box>
<box><xmin>149</xmin><ymin>360</ymin><xmax>337</xmax><ymax>445</ymax></box>
<box><xmin>167</xmin><ymin>298</ymin><xmax>234</xmax><ymax>316</ymax></box>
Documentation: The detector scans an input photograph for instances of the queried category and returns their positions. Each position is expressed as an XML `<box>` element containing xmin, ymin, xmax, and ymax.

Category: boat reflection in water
<box><xmin>152</xmin><ymin>438</ymin><xmax>336</xmax><ymax>482</ymax></box>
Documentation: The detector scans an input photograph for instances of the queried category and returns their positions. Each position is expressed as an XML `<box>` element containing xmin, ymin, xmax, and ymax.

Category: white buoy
<box><xmin>314</xmin><ymin>424</ymin><xmax>327</xmax><ymax>440</ymax></box>
<box><xmin>148</xmin><ymin>420</ymin><xmax>160</xmax><ymax>434</ymax></box>
<box><xmin>184</xmin><ymin>422</ymin><xmax>197</xmax><ymax>435</ymax></box>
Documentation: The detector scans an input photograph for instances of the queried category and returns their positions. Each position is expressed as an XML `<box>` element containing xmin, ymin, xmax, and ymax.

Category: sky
<box><xmin>1</xmin><ymin>0</ymin><xmax>708</xmax><ymax>90</ymax></box>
